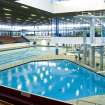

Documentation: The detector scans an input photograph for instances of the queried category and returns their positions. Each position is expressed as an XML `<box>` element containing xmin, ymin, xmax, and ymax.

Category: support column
<box><xmin>34</xmin><ymin>25</ymin><xmax>36</xmax><ymax>36</ymax></box>
<box><xmin>89</xmin><ymin>17</ymin><xmax>96</xmax><ymax>67</ymax></box>
<box><xmin>51</xmin><ymin>18</ymin><xmax>53</xmax><ymax>36</ymax></box>
<box><xmin>83</xmin><ymin>44</ymin><xmax>87</xmax><ymax>64</ymax></box>
<box><xmin>55</xmin><ymin>17</ymin><xmax>59</xmax><ymax>37</ymax></box>
<box><xmin>10</xmin><ymin>31</ymin><xmax>12</xmax><ymax>36</ymax></box>
<box><xmin>89</xmin><ymin>46</ymin><xmax>95</xmax><ymax>68</ymax></box>
<box><xmin>83</xmin><ymin>32</ymin><xmax>87</xmax><ymax>64</ymax></box>
<box><xmin>100</xmin><ymin>46</ymin><xmax>104</xmax><ymax>71</ymax></box>
<box><xmin>90</xmin><ymin>18</ymin><xmax>95</xmax><ymax>43</ymax></box>
<box><xmin>34</xmin><ymin>31</ymin><xmax>35</xmax><ymax>36</ymax></box>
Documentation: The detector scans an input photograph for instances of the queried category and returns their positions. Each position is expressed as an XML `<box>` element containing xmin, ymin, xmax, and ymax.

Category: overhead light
<box><xmin>41</xmin><ymin>16</ymin><xmax>45</xmax><ymax>19</ymax></box>
<box><xmin>5</xmin><ymin>13</ymin><xmax>11</xmax><ymax>16</ymax></box>
<box><xmin>17</xmin><ymin>18</ymin><xmax>22</xmax><ymax>20</ymax></box>
<box><xmin>26</xmin><ymin>20</ymin><xmax>30</xmax><ymax>21</ymax></box>
<box><xmin>28</xmin><ymin>17</ymin><xmax>32</xmax><ymax>20</ymax></box>
<box><xmin>3</xmin><ymin>8</ymin><xmax>12</xmax><ymax>11</ymax></box>
<box><xmin>31</xmin><ymin>14</ymin><xmax>36</xmax><ymax>17</ymax></box>
<box><xmin>21</xmin><ymin>5</ymin><xmax>28</xmax><ymax>9</ymax></box>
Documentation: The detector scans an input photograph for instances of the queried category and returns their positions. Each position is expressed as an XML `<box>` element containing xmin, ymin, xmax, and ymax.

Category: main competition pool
<box><xmin>0</xmin><ymin>60</ymin><xmax>105</xmax><ymax>101</ymax></box>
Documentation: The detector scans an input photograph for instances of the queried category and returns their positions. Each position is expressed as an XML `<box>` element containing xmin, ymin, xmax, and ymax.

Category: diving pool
<box><xmin>0</xmin><ymin>60</ymin><xmax>105</xmax><ymax>101</ymax></box>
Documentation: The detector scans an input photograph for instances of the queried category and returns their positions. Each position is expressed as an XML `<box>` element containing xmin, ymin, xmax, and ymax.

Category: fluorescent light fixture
<box><xmin>5</xmin><ymin>13</ymin><xmax>11</xmax><ymax>16</ymax></box>
<box><xmin>21</xmin><ymin>5</ymin><xmax>28</xmax><ymax>9</ymax></box>
<box><xmin>41</xmin><ymin>16</ymin><xmax>45</xmax><ymax>19</ymax></box>
<box><xmin>3</xmin><ymin>8</ymin><xmax>12</xmax><ymax>11</ymax></box>
<box><xmin>31</xmin><ymin>14</ymin><xmax>36</xmax><ymax>17</ymax></box>
<box><xmin>17</xmin><ymin>18</ymin><xmax>22</xmax><ymax>20</ymax></box>
<box><xmin>28</xmin><ymin>17</ymin><xmax>32</xmax><ymax>20</ymax></box>
<box><xmin>26</xmin><ymin>20</ymin><xmax>30</xmax><ymax>21</ymax></box>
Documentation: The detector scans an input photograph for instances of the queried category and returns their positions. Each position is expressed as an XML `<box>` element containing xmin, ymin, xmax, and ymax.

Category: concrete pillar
<box><xmin>89</xmin><ymin>46</ymin><xmax>95</xmax><ymax>68</ymax></box>
<box><xmin>83</xmin><ymin>45</ymin><xmax>87</xmax><ymax>64</ymax></box>
<box><xmin>83</xmin><ymin>32</ymin><xmax>87</xmax><ymax>64</ymax></box>
<box><xmin>55</xmin><ymin>17</ymin><xmax>59</xmax><ymax>37</ymax></box>
<box><xmin>100</xmin><ymin>46</ymin><xmax>104</xmax><ymax>71</ymax></box>
<box><xmin>34</xmin><ymin>26</ymin><xmax>35</xmax><ymax>36</ymax></box>
<box><xmin>90</xmin><ymin>18</ymin><xmax>95</xmax><ymax>43</ymax></box>
<box><xmin>89</xmin><ymin>17</ymin><xmax>96</xmax><ymax>67</ymax></box>
<box><xmin>9</xmin><ymin>31</ymin><xmax>12</xmax><ymax>36</ymax></box>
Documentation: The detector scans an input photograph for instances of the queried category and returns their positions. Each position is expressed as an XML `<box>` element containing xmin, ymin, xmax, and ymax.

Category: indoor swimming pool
<box><xmin>0</xmin><ymin>60</ymin><xmax>105</xmax><ymax>101</ymax></box>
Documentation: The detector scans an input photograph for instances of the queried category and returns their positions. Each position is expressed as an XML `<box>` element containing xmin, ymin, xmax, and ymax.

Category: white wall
<box><xmin>16</xmin><ymin>0</ymin><xmax>53</xmax><ymax>12</ymax></box>
<box><xmin>51</xmin><ymin>37</ymin><xmax>105</xmax><ymax>46</ymax></box>
<box><xmin>53</xmin><ymin>0</ymin><xmax>105</xmax><ymax>13</ymax></box>
<box><xmin>25</xmin><ymin>36</ymin><xmax>105</xmax><ymax>46</ymax></box>
<box><xmin>50</xmin><ymin>37</ymin><xmax>83</xmax><ymax>46</ymax></box>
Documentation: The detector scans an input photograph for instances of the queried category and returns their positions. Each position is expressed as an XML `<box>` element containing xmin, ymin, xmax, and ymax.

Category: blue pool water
<box><xmin>0</xmin><ymin>60</ymin><xmax>105</xmax><ymax>101</ymax></box>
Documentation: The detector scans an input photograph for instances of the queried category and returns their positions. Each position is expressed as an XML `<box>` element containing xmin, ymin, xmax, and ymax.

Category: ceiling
<box><xmin>0</xmin><ymin>0</ymin><xmax>53</xmax><ymax>25</ymax></box>
<box><xmin>0</xmin><ymin>0</ymin><xmax>105</xmax><ymax>26</ymax></box>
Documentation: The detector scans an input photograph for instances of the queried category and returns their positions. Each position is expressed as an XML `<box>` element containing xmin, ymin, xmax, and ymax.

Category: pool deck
<box><xmin>68</xmin><ymin>95</ymin><xmax>105</xmax><ymax>105</ymax></box>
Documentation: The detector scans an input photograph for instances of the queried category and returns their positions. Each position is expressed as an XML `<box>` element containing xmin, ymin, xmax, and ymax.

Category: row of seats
<box><xmin>0</xmin><ymin>36</ymin><xmax>29</xmax><ymax>44</ymax></box>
